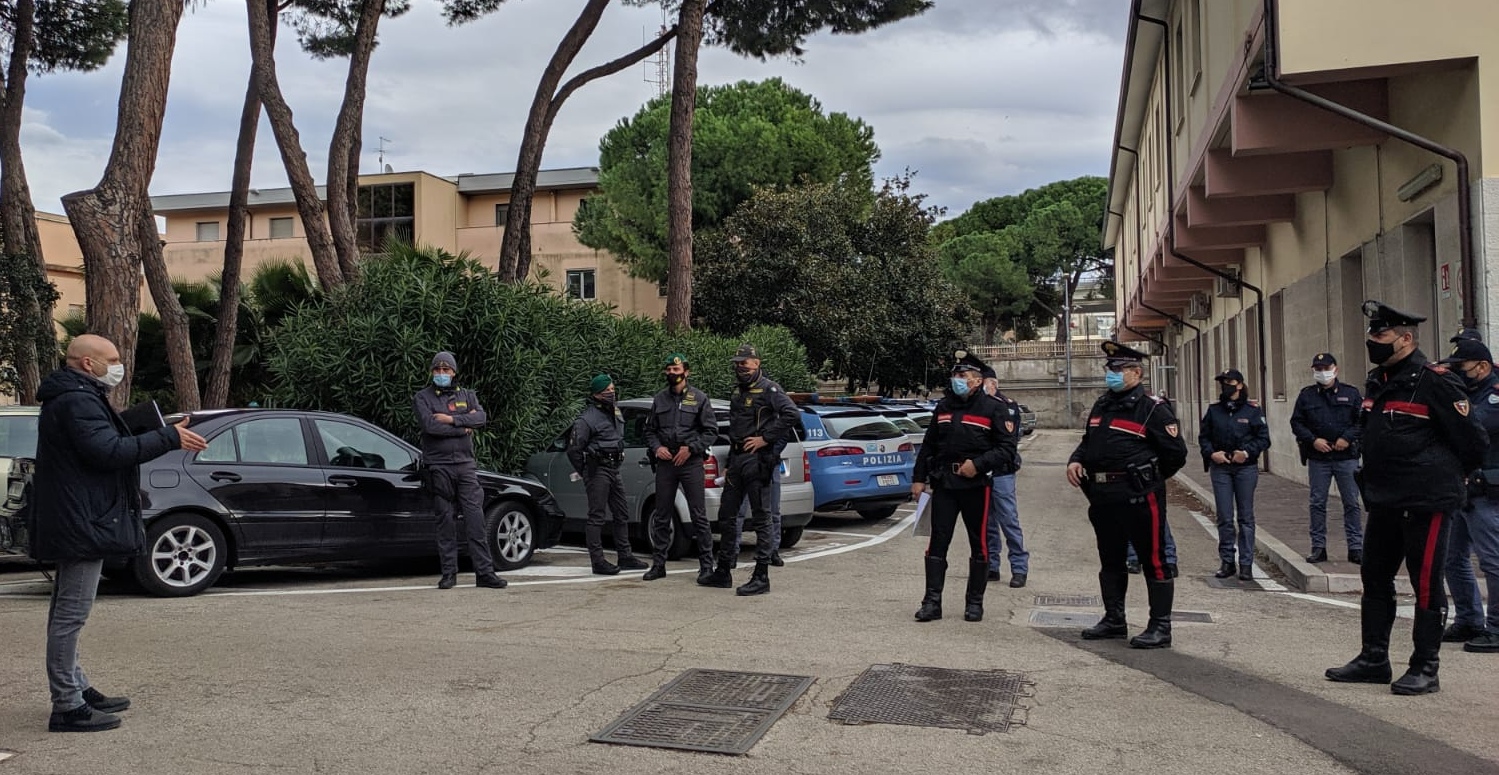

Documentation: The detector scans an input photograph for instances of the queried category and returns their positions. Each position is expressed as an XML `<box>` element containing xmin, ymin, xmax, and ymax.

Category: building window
<box><xmin>1269</xmin><ymin>292</ymin><xmax>1286</xmax><ymax>400</ymax></box>
<box><xmin>269</xmin><ymin>217</ymin><xmax>294</xmax><ymax>239</ymax></box>
<box><xmin>195</xmin><ymin>221</ymin><xmax>220</xmax><ymax>242</ymax></box>
<box><xmin>495</xmin><ymin>203</ymin><xmax>510</xmax><ymax>226</ymax></box>
<box><xmin>355</xmin><ymin>182</ymin><xmax>414</xmax><ymax>253</ymax></box>
<box><xmin>566</xmin><ymin>269</ymin><xmax>596</xmax><ymax>300</ymax></box>
<box><xmin>68</xmin><ymin>304</ymin><xmax>84</xmax><ymax>317</ymax></box>
<box><xmin>657</xmin><ymin>280</ymin><xmax>668</xmax><ymax>298</ymax></box>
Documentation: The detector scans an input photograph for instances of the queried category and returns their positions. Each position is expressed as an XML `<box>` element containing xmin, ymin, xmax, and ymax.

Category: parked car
<box><xmin>797</xmin><ymin>403</ymin><xmax>914</xmax><ymax>520</ymax></box>
<box><xmin>0</xmin><ymin>408</ymin><xmax>566</xmax><ymax>596</ymax></box>
<box><xmin>0</xmin><ymin>405</ymin><xmax>39</xmax><ymax>493</ymax></box>
<box><xmin>523</xmin><ymin>398</ymin><xmax>815</xmax><ymax>558</ymax></box>
<box><xmin>1017</xmin><ymin>404</ymin><xmax>1038</xmax><ymax>435</ymax></box>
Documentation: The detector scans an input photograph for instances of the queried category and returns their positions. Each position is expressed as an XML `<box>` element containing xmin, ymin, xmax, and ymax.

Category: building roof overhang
<box><xmin>1103</xmin><ymin>0</ymin><xmax>1170</xmax><ymax>250</ymax></box>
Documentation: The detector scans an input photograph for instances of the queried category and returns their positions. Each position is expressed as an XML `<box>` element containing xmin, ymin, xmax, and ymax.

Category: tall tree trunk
<box><xmin>208</xmin><ymin>6</ymin><xmax>275</xmax><ymax>410</ymax></box>
<box><xmin>139</xmin><ymin>206</ymin><xmax>200</xmax><ymax>411</ymax></box>
<box><xmin>247</xmin><ymin>0</ymin><xmax>343</xmax><ymax>292</ymax></box>
<box><xmin>326</xmin><ymin>0</ymin><xmax>385</xmax><ymax>277</ymax></box>
<box><xmin>507</xmin><ymin>19</ymin><xmax>678</xmax><ymax>282</ymax></box>
<box><xmin>0</xmin><ymin>0</ymin><xmax>54</xmax><ymax>403</ymax></box>
<box><xmin>664</xmin><ymin>0</ymin><xmax>706</xmax><ymax>332</ymax></box>
<box><xmin>60</xmin><ymin>0</ymin><xmax>188</xmax><ymax>409</ymax></box>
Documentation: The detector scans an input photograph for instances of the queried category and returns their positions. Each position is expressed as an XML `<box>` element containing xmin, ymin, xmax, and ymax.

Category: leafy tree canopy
<box><xmin>0</xmin><ymin>0</ymin><xmax>127</xmax><ymax>74</ymax></box>
<box><xmin>636</xmin><ymin>0</ymin><xmax>933</xmax><ymax>58</ymax></box>
<box><xmin>576</xmin><ymin>77</ymin><xmax>880</xmax><ymax>282</ymax></box>
<box><xmin>286</xmin><ymin>0</ymin><xmax>413</xmax><ymax>60</ymax></box>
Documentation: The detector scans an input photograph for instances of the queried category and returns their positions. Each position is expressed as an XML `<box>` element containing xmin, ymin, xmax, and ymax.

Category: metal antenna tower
<box><xmin>377</xmin><ymin>136</ymin><xmax>391</xmax><ymax>169</ymax></box>
<box><xmin>644</xmin><ymin>8</ymin><xmax>671</xmax><ymax>97</ymax></box>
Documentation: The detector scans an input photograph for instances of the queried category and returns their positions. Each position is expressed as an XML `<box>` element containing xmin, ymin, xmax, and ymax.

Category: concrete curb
<box><xmin>1170</xmin><ymin>473</ymin><xmax>1394</xmax><ymax>594</ymax></box>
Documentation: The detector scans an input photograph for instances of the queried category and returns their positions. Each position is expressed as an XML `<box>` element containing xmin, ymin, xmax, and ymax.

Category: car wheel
<box><xmin>856</xmin><ymin>505</ymin><xmax>900</xmax><ymax>521</ymax></box>
<box><xmin>486</xmin><ymin>500</ymin><xmax>537</xmax><ymax>571</ymax></box>
<box><xmin>134</xmin><ymin>514</ymin><xmax>227</xmax><ymax>597</ymax></box>
<box><xmin>1023</xmin><ymin>427</ymin><xmax>1034</xmax><ymax>435</ymax></box>
<box><xmin>779</xmin><ymin>526</ymin><xmax>804</xmax><ymax>549</ymax></box>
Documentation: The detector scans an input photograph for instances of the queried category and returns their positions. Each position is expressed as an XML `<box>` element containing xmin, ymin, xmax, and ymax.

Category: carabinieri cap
<box><xmin>1362</xmin><ymin>300</ymin><xmax>1426</xmax><ymax>334</ymax></box>
<box><xmin>950</xmin><ymin>348</ymin><xmax>987</xmax><ymax>374</ymax></box>
<box><xmin>1100</xmin><ymin>340</ymin><xmax>1148</xmax><ymax>367</ymax></box>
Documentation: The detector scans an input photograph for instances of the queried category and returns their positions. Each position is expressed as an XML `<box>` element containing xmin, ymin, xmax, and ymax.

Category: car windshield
<box><xmin>886</xmin><ymin>416</ymin><xmax>921</xmax><ymax>434</ymax></box>
<box><xmin>910</xmin><ymin>413</ymin><xmax>933</xmax><ymax>428</ymax></box>
<box><xmin>0</xmin><ymin>414</ymin><xmax>39</xmax><ymax>458</ymax></box>
<box><xmin>821</xmin><ymin>413</ymin><xmax>903</xmax><ymax>441</ymax></box>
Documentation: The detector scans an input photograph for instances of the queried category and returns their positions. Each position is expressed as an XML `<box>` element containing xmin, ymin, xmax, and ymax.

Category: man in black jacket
<box><xmin>1290</xmin><ymin>352</ymin><xmax>1364</xmax><ymax>564</ymax></box>
<box><xmin>1200</xmin><ymin>368</ymin><xmax>1271</xmax><ymax>581</ymax></box>
<box><xmin>1068</xmin><ymin>341</ymin><xmax>1188</xmax><ymax>648</ymax></box>
<box><xmin>642</xmin><ymin>353</ymin><xmax>719</xmax><ymax>582</ymax></box>
<box><xmin>911</xmin><ymin>350</ymin><xmax>1018</xmax><ymax>624</ymax></box>
<box><xmin>31</xmin><ymin>334</ymin><xmax>207</xmax><ymax>732</ymax></box>
<box><xmin>568</xmin><ymin>375</ymin><xmax>648</xmax><ymax>576</ymax></box>
<box><xmin>1325</xmin><ymin>301</ymin><xmax>1487</xmax><ymax>695</ymax></box>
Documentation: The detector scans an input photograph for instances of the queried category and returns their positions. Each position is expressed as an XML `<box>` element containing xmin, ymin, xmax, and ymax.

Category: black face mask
<box><xmin>665</xmin><ymin>372</ymin><xmax>685</xmax><ymax>387</ymax></box>
<box><xmin>735</xmin><ymin>366</ymin><xmax>757</xmax><ymax>385</ymax></box>
<box><xmin>1460</xmin><ymin>366</ymin><xmax>1486</xmax><ymax>390</ymax></box>
<box><xmin>596</xmin><ymin>391</ymin><xmax>616</xmax><ymax>406</ymax></box>
<box><xmin>1220</xmin><ymin>387</ymin><xmax>1238</xmax><ymax>402</ymax></box>
<box><xmin>1366</xmin><ymin>339</ymin><xmax>1397</xmax><ymax>365</ymax></box>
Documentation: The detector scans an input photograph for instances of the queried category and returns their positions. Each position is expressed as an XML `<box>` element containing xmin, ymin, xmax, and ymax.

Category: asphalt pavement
<box><xmin>0</xmin><ymin>430</ymin><xmax>1495</xmax><ymax>774</ymax></box>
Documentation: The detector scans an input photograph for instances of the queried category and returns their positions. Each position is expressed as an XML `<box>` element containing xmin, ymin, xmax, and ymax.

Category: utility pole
<box><xmin>1063</xmin><ymin>273</ymin><xmax>1073</xmax><ymax>424</ymax></box>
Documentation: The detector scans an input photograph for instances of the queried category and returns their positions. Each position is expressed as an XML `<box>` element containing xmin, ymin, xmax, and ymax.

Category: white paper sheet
<box><xmin>910</xmin><ymin>492</ymin><xmax>933</xmax><ymax>536</ymax></box>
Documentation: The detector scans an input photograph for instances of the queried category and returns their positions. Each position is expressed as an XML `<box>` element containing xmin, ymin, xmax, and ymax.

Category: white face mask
<box><xmin>97</xmin><ymin>362</ymin><xmax>125</xmax><ymax>388</ymax></box>
<box><xmin>1313</xmin><ymin>368</ymin><xmax>1337</xmax><ymax>386</ymax></box>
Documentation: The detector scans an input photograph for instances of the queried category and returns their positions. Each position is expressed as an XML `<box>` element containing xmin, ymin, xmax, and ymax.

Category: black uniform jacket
<box><xmin>567</xmin><ymin>402</ymin><xmax>625</xmax><ymax>475</ymax></box>
<box><xmin>726</xmin><ymin>375</ymin><xmax>799</xmax><ymax>449</ymax></box>
<box><xmin>1360</xmin><ymin>350</ymin><xmax>1488</xmax><ymax>513</ymax></box>
<box><xmin>1289</xmin><ymin>381</ymin><xmax>1363</xmax><ymax>463</ymax></box>
<box><xmin>1199</xmin><ymin>398</ymin><xmax>1271</xmax><ymax>470</ymax></box>
<box><xmin>643</xmin><ymin>385</ymin><xmax>717</xmax><ymax>459</ymax></box>
<box><xmin>913</xmin><ymin>391</ymin><xmax>1019</xmax><ymax>491</ymax></box>
<box><xmin>413</xmin><ymin>384</ymin><xmax>487</xmax><ymax>465</ymax></box>
<box><xmin>1070</xmin><ymin>385</ymin><xmax>1189</xmax><ymax>503</ymax></box>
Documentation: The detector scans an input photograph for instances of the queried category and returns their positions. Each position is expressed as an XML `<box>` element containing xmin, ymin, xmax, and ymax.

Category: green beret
<box><xmin>589</xmin><ymin>374</ymin><xmax>613</xmax><ymax>394</ymax></box>
<box><xmin>664</xmin><ymin>352</ymin><xmax>689</xmax><ymax>368</ymax></box>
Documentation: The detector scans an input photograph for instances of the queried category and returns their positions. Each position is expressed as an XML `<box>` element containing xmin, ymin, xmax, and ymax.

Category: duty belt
<box><xmin>591</xmin><ymin>452</ymin><xmax>624</xmax><ymax>467</ymax></box>
<box><xmin>1091</xmin><ymin>472</ymin><xmax>1131</xmax><ymax>484</ymax></box>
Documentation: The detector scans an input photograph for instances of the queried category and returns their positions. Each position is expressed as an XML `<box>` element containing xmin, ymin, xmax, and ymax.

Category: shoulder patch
<box><xmin>1426</xmin><ymin>363</ymin><xmax>1451</xmax><ymax>374</ymax></box>
<box><xmin>1456</xmin><ymin>399</ymin><xmax>1471</xmax><ymax>417</ymax></box>
<box><xmin>1488</xmin><ymin>394</ymin><xmax>1498</xmax><ymax>405</ymax></box>
<box><xmin>1248</xmin><ymin>398</ymin><xmax>1260</xmax><ymax>407</ymax></box>
<box><xmin>1150</xmin><ymin>395</ymin><xmax>1165</xmax><ymax>404</ymax></box>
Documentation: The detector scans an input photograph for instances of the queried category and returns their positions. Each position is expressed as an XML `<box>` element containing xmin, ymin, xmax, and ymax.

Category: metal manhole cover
<box><xmin>591</xmin><ymin>669</ymin><xmax>813</xmax><ymax>755</ymax></box>
<box><xmin>1205</xmin><ymin>576</ymin><xmax>1264</xmax><ymax>590</ymax></box>
<box><xmin>1029</xmin><ymin>609</ymin><xmax>1098</xmax><ymax>628</ymax></box>
<box><xmin>1034</xmin><ymin>594</ymin><xmax>1101</xmax><ymax>607</ymax></box>
<box><xmin>829</xmin><ymin>663</ymin><xmax>1033</xmax><ymax>735</ymax></box>
<box><xmin>1174</xmin><ymin>610</ymin><xmax>1215</xmax><ymax>623</ymax></box>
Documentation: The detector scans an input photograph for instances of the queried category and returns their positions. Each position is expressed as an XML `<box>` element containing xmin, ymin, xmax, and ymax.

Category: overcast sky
<box><xmin>19</xmin><ymin>0</ymin><xmax>1124</xmax><ymax>219</ymax></box>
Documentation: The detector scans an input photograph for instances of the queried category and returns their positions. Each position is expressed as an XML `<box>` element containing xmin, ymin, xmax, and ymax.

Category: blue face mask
<box><xmin>1106</xmin><ymin>371</ymin><xmax>1128</xmax><ymax>392</ymax></box>
<box><xmin>950</xmin><ymin>377</ymin><xmax>971</xmax><ymax>396</ymax></box>
<box><xmin>432</xmin><ymin>373</ymin><xmax>453</xmax><ymax>388</ymax></box>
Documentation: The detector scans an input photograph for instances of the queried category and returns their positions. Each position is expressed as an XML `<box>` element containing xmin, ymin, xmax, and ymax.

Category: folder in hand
<box><xmin>120</xmin><ymin>400</ymin><xmax>165</xmax><ymax>436</ymax></box>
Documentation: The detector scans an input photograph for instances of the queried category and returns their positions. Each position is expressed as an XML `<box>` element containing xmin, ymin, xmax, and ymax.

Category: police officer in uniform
<box><xmin>642</xmin><ymin>353</ymin><xmax>720</xmax><ymax>582</ymax></box>
<box><xmin>1325</xmin><ymin>301</ymin><xmax>1486</xmax><ymax>695</ymax></box>
<box><xmin>980</xmin><ymin>367</ymin><xmax>1030</xmax><ymax>588</ymax></box>
<box><xmin>1200</xmin><ymin>368</ymin><xmax>1271</xmax><ymax>581</ymax></box>
<box><xmin>1438</xmin><ymin>337</ymin><xmax>1499</xmax><ymax>653</ymax></box>
<box><xmin>703</xmin><ymin>343</ymin><xmax>800</xmax><ymax>596</ymax></box>
<box><xmin>568</xmin><ymin>374</ymin><xmax>648</xmax><ymax>576</ymax></box>
<box><xmin>1067</xmin><ymin>341</ymin><xmax>1188</xmax><ymax>648</ymax></box>
<box><xmin>1290</xmin><ymin>352</ymin><xmax>1365</xmax><ymax>564</ymax></box>
<box><xmin>911</xmin><ymin>350</ymin><xmax>1019</xmax><ymax>623</ymax></box>
<box><xmin>413</xmin><ymin>351</ymin><xmax>506</xmax><ymax>590</ymax></box>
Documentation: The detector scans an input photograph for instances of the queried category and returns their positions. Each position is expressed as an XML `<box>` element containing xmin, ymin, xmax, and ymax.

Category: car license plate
<box><xmin>877</xmin><ymin>474</ymin><xmax>899</xmax><ymax>487</ymax></box>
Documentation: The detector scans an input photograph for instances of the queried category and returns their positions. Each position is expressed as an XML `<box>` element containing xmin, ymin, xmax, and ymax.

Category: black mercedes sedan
<box><xmin>0</xmin><ymin>408</ymin><xmax>565</xmax><ymax>596</ymax></box>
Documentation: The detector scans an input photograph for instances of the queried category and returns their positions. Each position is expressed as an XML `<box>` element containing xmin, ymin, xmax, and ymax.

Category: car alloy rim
<box><xmin>493</xmin><ymin>509</ymin><xmax>533</xmax><ymax>563</ymax></box>
<box><xmin>150</xmin><ymin>524</ymin><xmax>217</xmax><ymax>588</ymax></box>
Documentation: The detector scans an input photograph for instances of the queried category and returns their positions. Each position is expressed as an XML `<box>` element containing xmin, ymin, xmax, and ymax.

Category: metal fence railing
<box><xmin>973</xmin><ymin>341</ymin><xmax>1109</xmax><ymax>360</ymax></box>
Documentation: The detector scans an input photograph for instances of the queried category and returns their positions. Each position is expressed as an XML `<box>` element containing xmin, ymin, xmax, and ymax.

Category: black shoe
<box><xmin>1129</xmin><ymin>620</ymin><xmax>1172</xmax><ymax>649</ymax></box>
<box><xmin>82</xmin><ymin>687</ymin><xmax>130</xmax><ymax>714</ymax></box>
<box><xmin>1238</xmin><ymin>565</ymin><xmax>1254</xmax><ymax>581</ymax></box>
<box><xmin>1080</xmin><ymin>617</ymin><xmax>1128</xmax><ymax>640</ymax></box>
<box><xmin>1390</xmin><ymin>667</ymin><xmax>1440</xmax><ymax>695</ymax></box>
<box><xmin>1125</xmin><ymin>560</ymin><xmax>1142</xmax><ymax>575</ymax></box>
<box><xmin>963</xmin><ymin>559</ymin><xmax>987</xmax><ymax>621</ymax></box>
<box><xmin>769</xmin><ymin>551</ymin><xmax>785</xmax><ymax>567</ymax></box>
<box><xmin>987</xmin><ymin>568</ymin><xmax>1001</xmax><ymax>581</ymax></box>
<box><xmin>915</xmin><ymin>556</ymin><xmax>946</xmax><ymax>622</ymax></box>
<box><xmin>591</xmin><ymin>561</ymin><xmax>621</xmax><ymax>576</ymax></box>
<box><xmin>1306</xmin><ymin>547</ymin><xmax>1328</xmax><ymax>563</ymax></box>
<box><xmin>616</xmin><ymin>556</ymin><xmax>648</xmax><ymax>571</ymax></box>
<box><xmin>701</xmin><ymin>560</ymin><xmax>733</xmax><ymax>589</ymax></box>
<box><xmin>475</xmin><ymin>573</ymin><xmax>507</xmax><ymax>589</ymax></box>
<box><xmin>736</xmin><ymin>563</ymin><xmax>770</xmax><ymax>596</ymax></box>
<box><xmin>1463</xmin><ymin>632</ymin><xmax>1499</xmax><ymax>652</ymax></box>
<box><xmin>49</xmin><ymin>704</ymin><xmax>121</xmax><ymax>733</ymax></box>
<box><xmin>1325</xmin><ymin>655</ymin><xmax>1393</xmax><ymax>683</ymax></box>
<box><xmin>1442</xmin><ymin>622</ymin><xmax>1486</xmax><ymax>643</ymax></box>
<box><xmin>1348</xmin><ymin>549</ymin><xmax>1363</xmax><ymax>565</ymax></box>
<box><xmin>437</xmin><ymin>573</ymin><xmax>457</xmax><ymax>590</ymax></box>
<box><xmin>1008</xmin><ymin>573</ymin><xmax>1027</xmax><ymax>589</ymax></box>
<box><xmin>1213</xmin><ymin>561</ymin><xmax>1236</xmax><ymax>579</ymax></box>
<box><xmin>642</xmin><ymin>564</ymin><xmax>667</xmax><ymax>581</ymax></box>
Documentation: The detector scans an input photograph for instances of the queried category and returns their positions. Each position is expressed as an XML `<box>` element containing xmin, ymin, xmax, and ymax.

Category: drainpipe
<box><xmin>1263</xmin><ymin>0</ymin><xmax>1476</xmax><ymax>328</ymax></box>
<box><xmin>1141</xmin><ymin>301</ymin><xmax>1205</xmax><ymax>405</ymax></box>
<box><xmin>1139</xmin><ymin>13</ymin><xmax>1271</xmax><ymax>426</ymax></box>
<box><xmin>1125</xmin><ymin>324</ymin><xmax>1175</xmax><ymax>401</ymax></box>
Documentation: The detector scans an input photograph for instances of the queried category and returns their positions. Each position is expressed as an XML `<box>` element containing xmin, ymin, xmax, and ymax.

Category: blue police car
<box><xmin>797</xmin><ymin>401</ymin><xmax>915</xmax><ymax>520</ymax></box>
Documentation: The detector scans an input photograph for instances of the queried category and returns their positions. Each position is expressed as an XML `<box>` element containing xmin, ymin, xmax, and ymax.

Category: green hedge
<box><xmin>266</xmin><ymin>244</ymin><xmax>813</xmax><ymax>473</ymax></box>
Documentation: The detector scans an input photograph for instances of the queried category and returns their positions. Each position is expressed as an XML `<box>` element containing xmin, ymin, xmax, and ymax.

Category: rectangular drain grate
<box><xmin>1029</xmin><ymin>609</ymin><xmax>1098</xmax><ymax>628</ymax></box>
<box><xmin>1174</xmin><ymin>610</ymin><xmax>1215</xmax><ymax>623</ymax></box>
<box><xmin>1034</xmin><ymin>594</ymin><xmax>1101</xmax><ymax>607</ymax></box>
<box><xmin>1205</xmin><ymin>576</ymin><xmax>1264</xmax><ymax>590</ymax></box>
<box><xmin>590</xmin><ymin>669</ymin><xmax>814</xmax><ymax>755</ymax></box>
<box><xmin>828</xmin><ymin>663</ymin><xmax>1033</xmax><ymax>735</ymax></box>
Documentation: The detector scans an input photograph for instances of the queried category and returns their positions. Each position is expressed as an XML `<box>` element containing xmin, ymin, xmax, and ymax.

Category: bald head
<box><xmin>66</xmin><ymin>334</ymin><xmax>121</xmax><ymax>381</ymax></box>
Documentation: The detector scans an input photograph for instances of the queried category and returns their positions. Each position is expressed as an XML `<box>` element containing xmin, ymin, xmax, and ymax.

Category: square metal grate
<box><xmin>591</xmin><ymin>669</ymin><xmax>814</xmax><ymax>755</ymax></box>
<box><xmin>1174</xmin><ymin>610</ymin><xmax>1215</xmax><ymax>623</ymax></box>
<box><xmin>828</xmin><ymin>663</ymin><xmax>1033</xmax><ymax>735</ymax></box>
<box><xmin>1205</xmin><ymin>575</ymin><xmax>1264</xmax><ymax>590</ymax></box>
<box><xmin>1034</xmin><ymin>594</ymin><xmax>1102</xmax><ymax>607</ymax></box>
<box><xmin>1029</xmin><ymin>609</ymin><xmax>1098</xmax><ymax>628</ymax></box>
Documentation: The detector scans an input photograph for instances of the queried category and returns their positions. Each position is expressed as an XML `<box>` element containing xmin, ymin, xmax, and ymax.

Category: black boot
<box><xmin>769</xmin><ymin>550</ymin><xmax>785</xmax><ymax>567</ymax></box>
<box><xmin>1391</xmin><ymin>610</ymin><xmax>1443</xmax><ymax>695</ymax></box>
<box><xmin>701</xmin><ymin>556</ymin><xmax>734</xmax><ymax>588</ymax></box>
<box><xmin>1081</xmin><ymin>571</ymin><xmax>1129</xmax><ymax>640</ymax></box>
<box><xmin>1213</xmin><ymin>560</ymin><xmax>1236</xmax><ymax>579</ymax></box>
<box><xmin>914</xmin><ymin>556</ymin><xmax>946</xmax><ymax>622</ymax></box>
<box><xmin>736</xmin><ymin>562</ymin><xmax>770</xmax><ymax>596</ymax></box>
<box><xmin>642</xmin><ymin>563</ymin><xmax>667</xmax><ymax>581</ymax></box>
<box><xmin>696</xmin><ymin>557</ymin><xmax>714</xmax><ymax>585</ymax></box>
<box><xmin>1326</xmin><ymin>595</ymin><xmax>1395</xmax><ymax>683</ymax></box>
<box><xmin>963</xmin><ymin>559</ymin><xmax>987</xmax><ymax>622</ymax></box>
<box><xmin>1129</xmin><ymin>580</ymin><xmax>1173</xmax><ymax>649</ymax></box>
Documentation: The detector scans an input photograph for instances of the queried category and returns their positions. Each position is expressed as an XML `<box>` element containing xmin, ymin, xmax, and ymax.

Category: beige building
<box><xmin>149</xmin><ymin>167</ymin><xmax>666</xmax><ymax>318</ymax></box>
<box><xmin>35</xmin><ymin>212</ymin><xmax>88</xmax><ymax>325</ymax></box>
<box><xmin>1106</xmin><ymin>0</ymin><xmax>1499</xmax><ymax>480</ymax></box>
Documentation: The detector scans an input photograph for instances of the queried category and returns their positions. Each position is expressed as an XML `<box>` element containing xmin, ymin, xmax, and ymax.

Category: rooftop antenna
<box><xmin>377</xmin><ymin>136</ymin><xmax>392</xmax><ymax>170</ymax></box>
<box><xmin>644</xmin><ymin>8</ymin><xmax>671</xmax><ymax>98</ymax></box>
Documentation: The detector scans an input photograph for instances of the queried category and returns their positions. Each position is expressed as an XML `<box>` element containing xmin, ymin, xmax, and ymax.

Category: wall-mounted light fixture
<box><xmin>1397</xmin><ymin>163</ymin><xmax>1444</xmax><ymax>202</ymax></box>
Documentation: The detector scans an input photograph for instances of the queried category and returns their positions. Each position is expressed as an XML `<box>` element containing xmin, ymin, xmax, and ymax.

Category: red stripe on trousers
<box><xmin>1147</xmin><ymin>491</ymin><xmax>1165</xmax><ymax>581</ymax></box>
<box><xmin>1418</xmin><ymin>512</ymin><xmax>1444</xmax><ymax>609</ymax></box>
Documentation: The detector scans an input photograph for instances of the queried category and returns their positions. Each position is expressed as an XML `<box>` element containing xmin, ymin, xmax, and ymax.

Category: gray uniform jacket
<box><xmin>643</xmin><ymin>385</ymin><xmax>717</xmax><ymax>458</ymax></box>
<box><xmin>568</xmin><ymin>403</ymin><xmax>625</xmax><ymax>475</ymax></box>
<box><xmin>413</xmin><ymin>384</ymin><xmax>488</xmax><ymax>465</ymax></box>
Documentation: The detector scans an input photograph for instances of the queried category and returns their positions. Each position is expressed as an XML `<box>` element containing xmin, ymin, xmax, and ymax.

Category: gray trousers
<box><xmin>430</xmin><ymin>463</ymin><xmax>494</xmax><ymax>576</ymax></box>
<box><xmin>718</xmin><ymin>451</ymin><xmax>774</xmax><ymax>565</ymax></box>
<box><xmin>584</xmin><ymin>463</ymin><xmax>636</xmax><ymax>564</ymax></box>
<box><xmin>650</xmin><ymin>458</ymin><xmax>713</xmax><ymax>565</ymax></box>
<box><xmin>47</xmin><ymin>559</ymin><xmax>103</xmax><ymax>713</ymax></box>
